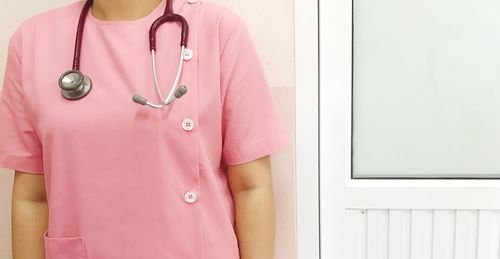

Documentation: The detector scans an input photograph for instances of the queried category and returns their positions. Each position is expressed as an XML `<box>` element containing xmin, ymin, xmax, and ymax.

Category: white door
<box><xmin>318</xmin><ymin>0</ymin><xmax>500</xmax><ymax>258</ymax></box>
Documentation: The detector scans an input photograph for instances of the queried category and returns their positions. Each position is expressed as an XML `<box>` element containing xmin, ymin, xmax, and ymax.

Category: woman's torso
<box><xmin>19</xmin><ymin>0</ymin><xmax>241</xmax><ymax>258</ymax></box>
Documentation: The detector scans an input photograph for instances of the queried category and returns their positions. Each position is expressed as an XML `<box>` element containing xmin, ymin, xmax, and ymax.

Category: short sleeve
<box><xmin>220</xmin><ymin>16</ymin><xmax>290</xmax><ymax>166</ymax></box>
<box><xmin>0</xmin><ymin>28</ymin><xmax>44</xmax><ymax>174</ymax></box>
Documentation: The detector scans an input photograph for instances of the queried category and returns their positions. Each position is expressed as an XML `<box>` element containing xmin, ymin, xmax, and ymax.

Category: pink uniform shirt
<box><xmin>0</xmin><ymin>0</ymin><xmax>290</xmax><ymax>258</ymax></box>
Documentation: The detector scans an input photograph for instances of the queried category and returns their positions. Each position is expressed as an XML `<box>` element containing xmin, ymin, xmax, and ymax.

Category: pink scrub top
<box><xmin>0</xmin><ymin>0</ymin><xmax>290</xmax><ymax>258</ymax></box>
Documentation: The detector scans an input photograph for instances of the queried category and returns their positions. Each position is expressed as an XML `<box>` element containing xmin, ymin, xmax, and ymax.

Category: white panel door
<box><xmin>318</xmin><ymin>0</ymin><xmax>500</xmax><ymax>258</ymax></box>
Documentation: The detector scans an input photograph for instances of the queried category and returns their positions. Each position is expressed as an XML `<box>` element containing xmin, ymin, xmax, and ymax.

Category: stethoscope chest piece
<box><xmin>59</xmin><ymin>69</ymin><xmax>92</xmax><ymax>100</ymax></box>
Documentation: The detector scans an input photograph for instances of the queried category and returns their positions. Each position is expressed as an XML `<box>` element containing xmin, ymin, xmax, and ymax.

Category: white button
<box><xmin>184</xmin><ymin>191</ymin><xmax>197</xmax><ymax>203</ymax></box>
<box><xmin>181</xmin><ymin>118</ymin><xmax>195</xmax><ymax>131</ymax></box>
<box><xmin>183</xmin><ymin>48</ymin><xmax>193</xmax><ymax>60</ymax></box>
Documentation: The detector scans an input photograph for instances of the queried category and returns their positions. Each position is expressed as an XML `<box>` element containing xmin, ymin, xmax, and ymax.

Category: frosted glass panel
<box><xmin>352</xmin><ymin>0</ymin><xmax>500</xmax><ymax>178</ymax></box>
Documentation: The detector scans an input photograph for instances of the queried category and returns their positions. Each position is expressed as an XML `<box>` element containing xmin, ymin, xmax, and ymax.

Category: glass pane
<box><xmin>352</xmin><ymin>0</ymin><xmax>500</xmax><ymax>178</ymax></box>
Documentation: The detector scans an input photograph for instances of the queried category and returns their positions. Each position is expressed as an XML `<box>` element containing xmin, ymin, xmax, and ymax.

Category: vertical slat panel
<box><xmin>388</xmin><ymin>209</ymin><xmax>411</xmax><ymax>259</ymax></box>
<box><xmin>477</xmin><ymin>210</ymin><xmax>500</xmax><ymax>259</ymax></box>
<box><xmin>410</xmin><ymin>210</ymin><xmax>433</xmax><ymax>259</ymax></box>
<box><xmin>432</xmin><ymin>210</ymin><xmax>455</xmax><ymax>259</ymax></box>
<box><xmin>454</xmin><ymin>210</ymin><xmax>479</xmax><ymax>259</ymax></box>
<box><xmin>347</xmin><ymin>209</ymin><xmax>500</xmax><ymax>259</ymax></box>
<box><xmin>367</xmin><ymin>209</ymin><xmax>389</xmax><ymax>259</ymax></box>
<box><xmin>345</xmin><ymin>209</ymin><xmax>367</xmax><ymax>259</ymax></box>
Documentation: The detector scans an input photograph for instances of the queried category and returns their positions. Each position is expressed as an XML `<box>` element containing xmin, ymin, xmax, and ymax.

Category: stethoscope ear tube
<box><xmin>132</xmin><ymin>85</ymin><xmax>188</xmax><ymax>108</ymax></box>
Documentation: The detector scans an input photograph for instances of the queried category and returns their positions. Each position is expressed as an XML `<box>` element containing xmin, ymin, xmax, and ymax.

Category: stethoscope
<box><xmin>58</xmin><ymin>0</ymin><xmax>190</xmax><ymax>109</ymax></box>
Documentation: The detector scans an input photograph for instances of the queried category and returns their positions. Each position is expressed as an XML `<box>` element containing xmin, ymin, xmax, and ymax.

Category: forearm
<box><xmin>12</xmin><ymin>199</ymin><xmax>48</xmax><ymax>259</ymax></box>
<box><xmin>233</xmin><ymin>186</ymin><xmax>276</xmax><ymax>259</ymax></box>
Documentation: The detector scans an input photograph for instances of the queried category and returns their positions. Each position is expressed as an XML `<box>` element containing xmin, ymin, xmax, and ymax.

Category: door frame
<box><xmin>294</xmin><ymin>0</ymin><xmax>320</xmax><ymax>258</ymax></box>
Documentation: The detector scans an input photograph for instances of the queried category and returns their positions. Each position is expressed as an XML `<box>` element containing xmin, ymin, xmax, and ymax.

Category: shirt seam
<box><xmin>219</xmin><ymin>18</ymin><xmax>242</xmax><ymax>60</ymax></box>
<box><xmin>15</xmin><ymin>26</ymin><xmax>45</xmax><ymax>145</ymax></box>
<box><xmin>219</xmin><ymin>17</ymin><xmax>243</xmax><ymax>152</ymax></box>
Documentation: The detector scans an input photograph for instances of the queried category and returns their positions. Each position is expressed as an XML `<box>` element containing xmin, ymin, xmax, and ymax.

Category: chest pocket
<box><xmin>44</xmin><ymin>229</ymin><xmax>88</xmax><ymax>259</ymax></box>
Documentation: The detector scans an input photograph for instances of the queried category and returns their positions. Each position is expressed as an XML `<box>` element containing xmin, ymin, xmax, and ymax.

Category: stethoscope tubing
<box><xmin>60</xmin><ymin>0</ymin><xmax>190</xmax><ymax>106</ymax></box>
<box><xmin>151</xmin><ymin>45</ymin><xmax>186</xmax><ymax>106</ymax></box>
<box><xmin>73</xmin><ymin>0</ymin><xmax>93</xmax><ymax>70</ymax></box>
